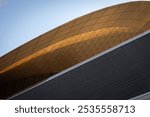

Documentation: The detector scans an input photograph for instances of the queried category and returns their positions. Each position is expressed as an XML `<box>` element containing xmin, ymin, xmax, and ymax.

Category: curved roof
<box><xmin>0</xmin><ymin>1</ymin><xmax>150</xmax><ymax>98</ymax></box>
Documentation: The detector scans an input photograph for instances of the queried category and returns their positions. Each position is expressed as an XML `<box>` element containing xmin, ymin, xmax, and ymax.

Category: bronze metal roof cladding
<box><xmin>0</xmin><ymin>1</ymin><xmax>150</xmax><ymax>99</ymax></box>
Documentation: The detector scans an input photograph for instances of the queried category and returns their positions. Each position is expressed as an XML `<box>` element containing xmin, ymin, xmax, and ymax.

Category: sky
<box><xmin>0</xmin><ymin>0</ymin><xmax>147</xmax><ymax>56</ymax></box>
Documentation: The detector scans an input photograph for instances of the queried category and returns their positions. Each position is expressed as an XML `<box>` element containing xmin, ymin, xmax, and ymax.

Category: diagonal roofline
<box><xmin>8</xmin><ymin>29</ymin><xmax>150</xmax><ymax>99</ymax></box>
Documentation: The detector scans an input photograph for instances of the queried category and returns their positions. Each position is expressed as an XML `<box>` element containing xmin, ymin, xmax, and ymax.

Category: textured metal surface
<box><xmin>11</xmin><ymin>32</ymin><xmax>150</xmax><ymax>100</ymax></box>
<box><xmin>131</xmin><ymin>92</ymin><xmax>150</xmax><ymax>100</ymax></box>
<box><xmin>0</xmin><ymin>1</ymin><xmax>150</xmax><ymax>99</ymax></box>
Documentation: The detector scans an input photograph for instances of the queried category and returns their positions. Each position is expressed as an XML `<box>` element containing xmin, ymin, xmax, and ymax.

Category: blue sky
<box><xmin>0</xmin><ymin>0</ymin><xmax>137</xmax><ymax>56</ymax></box>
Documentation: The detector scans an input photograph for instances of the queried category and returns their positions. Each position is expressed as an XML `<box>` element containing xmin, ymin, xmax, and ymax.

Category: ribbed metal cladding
<box><xmin>0</xmin><ymin>1</ymin><xmax>150</xmax><ymax>99</ymax></box>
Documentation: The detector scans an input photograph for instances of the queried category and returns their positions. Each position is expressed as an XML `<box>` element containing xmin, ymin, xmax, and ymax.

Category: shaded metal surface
<box><xmin>1</xmin><ymin>1</ymin><xmax>150</xmax><ymax>99</ymax></box>
<box><xmin>131</xmin><ymin>92</ymin><xmax>150</xmax><ymax>100</ymax></box>
<box><xmin>11</xmin><ymin>32</ymin><xmax>150</xmax><ymax>100</ymax></box>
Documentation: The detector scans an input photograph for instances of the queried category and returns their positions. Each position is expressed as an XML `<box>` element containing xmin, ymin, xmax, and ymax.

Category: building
<box><xmin>0</xmin><ymin>1</ymin><xmax>150</xmax><ymax>99</ymax></box>
<box><xmin>11</xmin><ymin>31</ymin><xmax>150</xmax><ymax>100</ymax></box>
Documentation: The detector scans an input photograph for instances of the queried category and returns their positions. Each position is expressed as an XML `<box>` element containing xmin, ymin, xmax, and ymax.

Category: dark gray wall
<box><xmin>131</xmin><ymin>91</ymin><xmax>150</xmax><ymax>100</ymax></box>
<box><xmin>11</xmin><ymin>33</ymin><xmax>150</xmax><ymax>100</ymax></box>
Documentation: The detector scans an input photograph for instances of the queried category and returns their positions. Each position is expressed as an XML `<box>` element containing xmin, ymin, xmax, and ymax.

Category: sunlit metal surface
<box><xmin>11</xmin><ymin>32</ymin><xmax>150</xmax><ymax>100</ymax></box>
<box><xmin>0</xmin><ymin>1</ymin><xmax>150</xmax><ymax>99</ymax></box>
